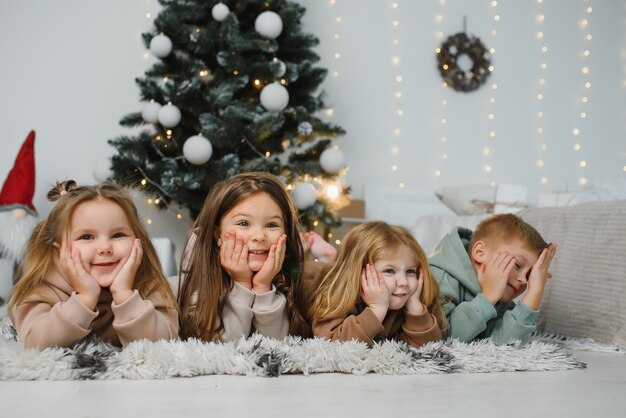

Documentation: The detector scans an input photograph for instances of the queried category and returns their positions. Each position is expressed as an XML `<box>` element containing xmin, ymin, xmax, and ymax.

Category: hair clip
<box><xmin>60</xmin><ymin>190</ymin><xmax>67</xmax><ymax>196</ymax></box>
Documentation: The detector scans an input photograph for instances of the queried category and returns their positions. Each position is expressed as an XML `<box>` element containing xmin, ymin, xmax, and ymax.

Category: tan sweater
<box><xmin>9</xmin><ymin>270</ymin><xmax>179</xmax><ymax>350</ymax></box>
<box><xmin>177</xmin><ymin>233</ymin><xmax>289</xmax><ymax>342</ymax></box>
<box><xmin>312</xmin><ymin>303</ymin><xmax>442</xmax><ymax>349</ymax></box>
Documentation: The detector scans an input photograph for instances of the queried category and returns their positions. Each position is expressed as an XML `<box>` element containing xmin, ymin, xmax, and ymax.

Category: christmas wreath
<box><xmin>436</xmin><ymin>32</ymin><xmax>492</xmax><ymax>92</ymax></box>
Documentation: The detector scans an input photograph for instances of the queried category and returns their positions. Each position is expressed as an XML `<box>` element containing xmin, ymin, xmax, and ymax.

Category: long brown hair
<box><xmin>9</xmin><ymin>180</ymin><xmax>177</xmax><ymax>312</ymax></box>
<box><xmin>308</xmin><ymin>221</ymin><xmax>447</xmax><ymax>333</ymax></box>
<box><xmin>178</xmin><ymin>172</ymin><xmax>306</xmax><ymax>341</ymax></box>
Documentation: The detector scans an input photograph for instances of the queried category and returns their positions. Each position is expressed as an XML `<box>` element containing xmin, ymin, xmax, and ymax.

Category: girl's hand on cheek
<box><xmin>360</xmin><ymin>264</ymin><xmax>389</xmax><ymax>322</ymax></box>
<box><xmin>404</xmin><ymin>267</ymin><xmax>427</xmax><ymax>315</ymax></box>
<box><xmin>219</xmin><ymin>232</ymin><xmax>253</xmax><ymax>289</ymax></box>
<box><xmin>110</xmin><ymin>239</ymin><xmax>142</xmax><ymax>304</ymax></box>
<box><xmin>252</xmin><ymin>234</ymin><xmax>286</xmax><ymax>293</ymax></box>
<box><xmin>59</xmin><ymin>241</ymin><xmax>100</xmax><ymax>310</ymax></box>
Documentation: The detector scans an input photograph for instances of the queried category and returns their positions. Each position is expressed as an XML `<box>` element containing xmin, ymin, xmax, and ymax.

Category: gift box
<box><xmin>537</xmin><ymin>190</ymin><xmax>601</xmax><ymax>208</ymax></box>
<box><xmin>494</xmin><ymin>183</ymin><xmax>528</xmax><ymax>214</ymax></box>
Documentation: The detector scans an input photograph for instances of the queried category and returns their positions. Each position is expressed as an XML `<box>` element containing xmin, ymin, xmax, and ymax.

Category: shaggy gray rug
<box><xmin>0</xmin><ymin>306</ymin><xmax>585</xmax><ymax>380</ymax></box>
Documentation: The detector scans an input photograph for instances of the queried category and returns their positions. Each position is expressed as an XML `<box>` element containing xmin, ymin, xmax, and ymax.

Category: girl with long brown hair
<box><xmin>308</xmin><ymin>221</ymin><xmax>446</xmax><ymax>348</ymax></box>
<box><xmin>9</xmin><ymin>181</ymin><xmax>178</xmax><ymax>349</ymax></box>
<box><xmin>177</xmin><ymin>172</ymin><xmax>311</xmax><ymax>341</ymax></box>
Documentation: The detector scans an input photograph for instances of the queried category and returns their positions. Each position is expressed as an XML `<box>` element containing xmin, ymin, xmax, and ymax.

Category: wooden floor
<box><xmin>1</xmin><ymin>350</ymin><xmax>625</xmax><ymax>418</ymax></box>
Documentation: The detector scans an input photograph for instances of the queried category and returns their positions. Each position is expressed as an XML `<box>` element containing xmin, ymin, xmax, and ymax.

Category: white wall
<box><xmin>302</xmin><ymin>0</ymin><xmax>626</xmax><ymax>201</ymax></box>
<box><xmin>1</xmin><ymin>0</ymin><xmax>625</xmax><ymax>260</ymax></box>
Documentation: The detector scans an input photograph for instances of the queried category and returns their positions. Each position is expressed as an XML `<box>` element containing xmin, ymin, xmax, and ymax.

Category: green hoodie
<box><xmin>429</xmin><ymin>227</ymin><xmax>538</xmax><ymax>344</ymax></box>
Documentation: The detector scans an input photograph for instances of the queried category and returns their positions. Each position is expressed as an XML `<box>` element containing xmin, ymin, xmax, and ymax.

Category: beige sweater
<box><xmin>177</xmin><ymin>233</ymin><xmax>289</xmax><ymax>342</ymax></box>
<box><xmin>312</xmin><ymin>303</ymin><xmax>442</xmax><ymax>349</ymax></box>
<box><xmin>9</xmin><ymin>270</ymin><xmax>179</xmax><ymax>350</ymax></box>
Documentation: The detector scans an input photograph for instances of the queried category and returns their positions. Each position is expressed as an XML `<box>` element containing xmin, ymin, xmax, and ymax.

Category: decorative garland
<box><xmin>436</xmin><ymin>32</ymin><xmax>492</xmax><ymax>93</ymax></box>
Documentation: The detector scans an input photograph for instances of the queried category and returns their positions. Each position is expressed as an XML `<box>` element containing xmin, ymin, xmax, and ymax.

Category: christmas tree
<box><xmin>107</xmin><ymin>0</ymin><xmax>349</xmax><ymax>228</ymax></box>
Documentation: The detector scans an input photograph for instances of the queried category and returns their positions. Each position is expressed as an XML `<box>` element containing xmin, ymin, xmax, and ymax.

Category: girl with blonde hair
<box><xmin>9</xmin><ymin>181</ymin><xmax>179</xmax><ymax>349</ymax></box>
<box><xmin>308</xmin><ymin>221</ymin><xmax>446</xmax><ymax>348</ymax></box>
<box><xmin>177</xmin><ymin>172</ymin><xmax>311</xmax><ymax>342</ymax></box>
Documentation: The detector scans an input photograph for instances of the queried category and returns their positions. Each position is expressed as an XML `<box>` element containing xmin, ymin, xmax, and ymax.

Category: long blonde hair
<box><xmin>178</xmin><ymin>172</ymin><xmax>307</xmax><ymax>341</ymax></box>
<box><xmin>9</xmin><ymin>181</ymin><xmax>177</xmax><ymax>312</ymax></box>
<box><xmin>308</xmin><ymin>221</ymin><xmax>447</xmax><ymax>333</ymax></box>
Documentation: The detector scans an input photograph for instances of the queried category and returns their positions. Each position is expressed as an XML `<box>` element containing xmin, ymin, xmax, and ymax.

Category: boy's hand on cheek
<box><xmin>252</xmin><ymin>234</ymin><xmax>286</xmax><ymax>293</ymax></box>
<box><xmin>478</xmin><ymin>252</ymin><xmax>516</xmax><ymax>305</ymax></box>
<box><xmin>522</xmin><ymin>243</ymin><xmax>558</xmax><ymax>310</ymax></box>
<box><xmin>219</xmin><ymin>232</ymin><xmax>253</xmax><ymax>289</ymax></box>
<box><xmin>59</xmin><ymin>241</ymin><xmax>100</xmax><ymax>310</ymax></box>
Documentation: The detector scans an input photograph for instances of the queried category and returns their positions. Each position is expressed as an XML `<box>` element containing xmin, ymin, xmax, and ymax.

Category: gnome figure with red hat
<box><xmin>0</xmin><ymin>131</ymin><xmax>38</xmax><ymax>303</ymax></box>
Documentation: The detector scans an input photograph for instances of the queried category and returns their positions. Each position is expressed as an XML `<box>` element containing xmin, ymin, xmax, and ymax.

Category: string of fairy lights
<box><xmin>434</xmin><ymin>0</ymin><xmax>447</xmax><ymax>182</ymax></box>
<box><xmin>483</xmin><ymin>0</ymin><xmax>499</xmax><ymax>186</ymax></box>
<box><xmin>572</xmin><ymin>1</ymin><xmax>594</xmax><ymax>188</ymax></box>
<box><xmin>390</xmin><ymin>1</ymin><xmax>405</xmax><ymax>189</ymax></box>
<box><xmin>621</xmin><ymin>2</ymin><xmax>626</xmax><ymax>173</ymax></box>
<box><xmin>535</xmin><ymin>0</ymin><xmax>549</xmax><ymax>187</ymax></box>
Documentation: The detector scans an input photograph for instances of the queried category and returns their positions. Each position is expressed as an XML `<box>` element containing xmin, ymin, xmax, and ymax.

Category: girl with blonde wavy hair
<box><xmin>9</xmin><ymin>180</ymin><xmax>179</xmax><ymax>349</ymax></box>
<box><xmin>308</xmin><ymin>221</ymin><xmax>446</xmax><ymax>348</ymax></box>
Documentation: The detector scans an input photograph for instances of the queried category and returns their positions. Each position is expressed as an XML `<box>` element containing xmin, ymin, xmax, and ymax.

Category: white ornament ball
<box><xmin>271</xmin><ymin>57</ymin><xmax>287</xmax><ymax>77</ymax></box>
<box><xmin>141</xmin><ymin>101</ymin><xmax>162</xmax><ymax>123</ymax></box>
<box><xmin>158</xmin><ymin>103</ymin><xmax>182</xmax><ymax>127</ymax></box>
<box><xmin>150</xmin><ymin>34</ymin><xmax>173</xmax><ymax>58</ymax></box>
<box><xmin>212</xmin><ymin>2</ymin><xmax>230</xmax><ymax>21</ymax></box>
<box><xmin>319</xmin><ymin>148</ymin><xmax>345</xmax><ymax>174</ymax></box>
<box><xmin>260</xmin><ymin>82</ymin><xmax>289</xmax><ymax>112</ymax></box>
<box><xmin>93</xmin><ymin>158</ymin><xmax>113</xmax><ymax>182</ymax></box>
<box><xmin>291</xmin><ymin>182</ymin><xmax>317</xmax><ymax>210</ymax></box>
<box><xmin>255</xmin><ymin>11</ymin><xmax>283</xmax><ymax>39</ymax></box>
<box><xmin>183</xmin><ymin>135</ymin><xmax>213</xmax><ymax>165</ymax></box>
<box><xmin>319</xmin><ymin>89</ymin><xmax>336</xmax><ymax>108</ymax></box>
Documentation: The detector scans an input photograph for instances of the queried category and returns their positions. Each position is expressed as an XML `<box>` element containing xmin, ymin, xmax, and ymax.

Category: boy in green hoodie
<box><xmin>429</xmin><ymin>214</ymin><xmax>557</xmax><ymax>344</ymax></box>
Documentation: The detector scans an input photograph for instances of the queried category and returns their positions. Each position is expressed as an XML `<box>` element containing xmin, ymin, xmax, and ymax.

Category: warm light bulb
<box><xmin>485</xmin><ymin>165</ymin><xmax>492</xmax><ymax>173</ymax></box>
<box><xmin>146</xmin><ymin>218</ymin><xmax>153</xmax><ymax>225</ymax></box>
<box><xmin>435</xmin><ymin>170</ymin><xmax>442</xmax><ymax>177</ymax></box>
<box><xmin>490</xmin><ymin>131</ymin><xmax>496</xmax><ymax>138</ymax></box>
<box><xmin>573</xmin><ymin>128</ymin><xmax>580</xmax><ymax>135</ymax></box>
<box><xmin>541</xmin><ymin>177</ymin><xmax>548</xmax><ymax>184</ymax></box>
<box><xmin>580</xmin><ymin>160</ymin><xmax>587</xmax><ymax>167</ymax></box>
<box><xmin>141</xmin><ymin>179</ymin><xmax>147</xmax><ymax>186</ymax></box>
<box><xmin>574</xmin><ymin>144</ymin><xmax>582</xmax><ymax>151</ymax></box>
<box><xmin>537</xmin><ymin>160</ymin><xmax>545</xmax><ymax>167</ymax></box>
<box><xmin>326</xmin><ymin>185</ymin><xmax>340</xmax><ymax>199</ymax></box>
<box><xmin>392</xmin><ymin>165</ymin><xmax>398</xmax><ymax>171</ymax></box>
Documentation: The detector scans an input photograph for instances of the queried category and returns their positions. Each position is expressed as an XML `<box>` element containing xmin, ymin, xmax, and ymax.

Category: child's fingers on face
<box><xmin>504</xmin><ymin>256</ymin><xmax>517</xmax><ymax>274</ymax></box>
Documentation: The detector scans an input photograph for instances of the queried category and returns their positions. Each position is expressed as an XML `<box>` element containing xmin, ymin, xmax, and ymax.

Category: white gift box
<box><xmin>537</xmin><ymin>190</ymin><xmax>601</xmax><ymax>208</ymax></box>
<box><xmin>494</xmin><ymin>183</ymin><xmax>528</xmax><ymax>214</ymax></box>
<box><xmin>151</xmin><ymin>237</ymin><xmax>177</xmax><ymax>277</ymax></box>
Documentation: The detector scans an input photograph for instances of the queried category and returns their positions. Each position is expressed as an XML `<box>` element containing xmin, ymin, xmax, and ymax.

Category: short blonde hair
<box><xmin>469</xmin><ymin>213</ymin><xmax>549</xmax><ymax>255</ymax></box>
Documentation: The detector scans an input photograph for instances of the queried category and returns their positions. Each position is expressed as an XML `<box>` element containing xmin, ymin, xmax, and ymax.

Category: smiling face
<box><xmin>68</xmin><ymin>198</ymin><xmax>136</xmax><ymax>287</ymax></box>
<box><xmin>474</xmin><ymin>238</ymin><xmax>540</xmax><ymax>302</ymax></box>
<box><xmin>217</xmin><ymin>192</ymin><xmax>286</xmax><ymax>272</ymax></box>
<box><xmin>373</xmin><ymin>245</ymin><xmax>419</xmax><ymax>310</ymax></box>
